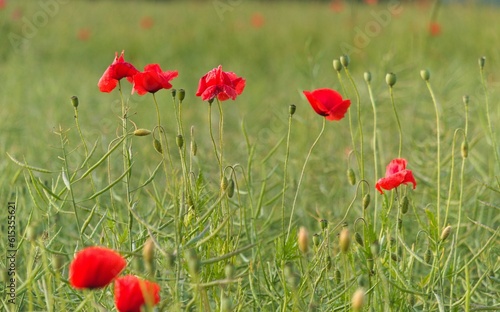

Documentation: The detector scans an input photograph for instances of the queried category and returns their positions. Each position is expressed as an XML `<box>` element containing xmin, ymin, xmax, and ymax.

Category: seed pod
<box><xmin>70</xmin><ymin>95</ymin><xmax>79</xmax><ymax>108</ymax></box>
<box><xmin>227</xmin><ymin>178</ymin><xmax>235</xmax><ymax>198</ymax></box>
<box><xmin>424</xmin><ymin>249</ymin><xmax>432</xmax><ymax>264</ymax></box>
<box><xmin>479</xmin><ymin>56</ymin><xmax>486</xmax><ymax>69</ymax></box>
<box><xmin>191</xmin><ymin>140</ymin><xmax>198</xmax><ymax>156</ymax></box>
<box><xmin>401</xmin><ymin>195</ymin><xmax>409</xmax><ymax>214</ymax></box>
<box><xmin>176</xmin><ymin>134</ymin><xmax>184</xmax><ymax>148</ymax></box>
<box><xmin>320</xmin><ymin>219</ymin><xmax>328</xmax><ymax>231</ymax></box>
<box><xmin>339</xmin><ymin>228</ymin><xmax>350</xmax><ymax>253</ymax></box>
<box><xmin>355</xmin><ymin>232</ymin><xmax>364</xmax><ymax>247</ymax></box>
<box><xmin>347</xmin><ymin>168</ymin><xmax>356</xmax><ymax>185</ymax></box>
<box><xmin>134</xmin><ymin>128</ymin><xmax>152</xmax><ymax>136</ymax></box>
<box><xmin>351</xmin><ymin>288</ymin><xmax>365</xmax><ymax>312</ymax></box>
<box><xmin>334</xmin><ymin>269</ymin><xmax>341</xmax><ymax>284</ymax></box>
<box><xmin>298</xmin><ymin>226</ymin><xmax>309</xmax><ymax>254</ymax></box>
<box><xmin>153</xmin><ymin>139</ymin><xmax>162</xmax><ymax>154</ymax></box>
<box><xmin>178</xmin><ymin>88</ymin><xmax>186</xmax><ymax>102</ymax></box>
<box><xmin>340</xmin><ymin>55</ymin><xmax>350</xmax><ymax>68</ymax></box>
<box><xmin>386</xmin><ymin>72</ymin><xmax>397</xmax><ymax>87</ymax></box>
<box><xmin>289</xmin><ymin>104</ymin><xmax>296</xmax><ymax>116</ymax></box>
<box><xmin>420</xmin><ymin>69</ymin><xmax>430</xmax><ymax>81</ymax></box>
<box><xmin>171</xmin><ymin>88</ymin><xmax>177</xmax><ymax>98</ymax></box>
<box><xmin>461</xmin><ymin>140</ymin><xmax>468</xmax><ymax>158</ymax></box>
<box><xmin>363</xmin><ymin>193</ymin><xmax>370</xmax><ymax>209</ymax></box>
<box><xmin>333</xmin><ymin>59</ymin><xmax>343</xmax><ymax>72</ymax></box>
<box><xmin>312</xmin><ymin>233</ymin><xmax>321</xmax><ymax>247</ymax></box>
<box><xmin>440</xmin><ymin>225</ymin><xmax>452</xmax><ymax>242</ymax></box>
<box><xmin>363</xmin><ymin>71</ymin><xmax>372</xmax><ymax>83</ymax></box>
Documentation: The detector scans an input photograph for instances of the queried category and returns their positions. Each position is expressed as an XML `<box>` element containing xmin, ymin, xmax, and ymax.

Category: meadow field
<box><xmin>0</xmin><ymin>0</ymin><xmax>499</xmax><ymax>311</ymax></box>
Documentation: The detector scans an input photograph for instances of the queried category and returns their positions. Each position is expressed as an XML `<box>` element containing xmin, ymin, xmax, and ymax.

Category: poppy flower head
<box><xmin>303</xmin><ymin>88</ymin><xmax>351</xmax><ymax>121</ymax></box>
<box><xmin>98</xmin><ymin>51</ymin><xmax>139</xmax><ymax>93</ymax></box>
<box><xmin>429</xmin><ymin>22</ymin><xmax>441</xmax><ymax>36</ymax></box>
<box><xmin>375</xmin><ymin>158</ymin><xmax>417</xmax><ymax>194</ymax></box>
<box><xmin>132</xmin><ymin>64</ymin><xmax>178</xmax><ymax>95</ymax></box>
<box><xmin>196</xmin><ymin>65</ymin><xmax>246</xmax><ymax>102</ymax></box>
<box><xmin>114</xmin><ymin>275</ymin><xmax>160</xmax><ymax>312</ymax></box>
<box><xmin>69</xmin><ymin>246</ymin><xmax>126</xmax><ymax>289</ymax></box>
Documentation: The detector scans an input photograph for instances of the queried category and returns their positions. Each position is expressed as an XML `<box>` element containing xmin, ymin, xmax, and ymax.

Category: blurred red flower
<box><xmin>364</xmin><ymin>0</ymin><xmax>378</xmax><ymax>5</ymax></box>
<box><xmin>303</xmin><ymin>88</ymin><xmax>351</xmax><ymax>121</ymax></box>
<box><xmin>140</xmin><ymin>16</ymin><xmax>154</xmax><ymax>29</ymax></box>
<box><xmin>330</xmin><ymin>0</ymin><xmax>344</xmax><ymax>13</ymax></box>
<box><xmin>376</xmin><ymin>158</ymin><xmax>417</xmax><ymax>194</ymax></box>
<box><xmin>132</xmin><ymin>64</ymin><xmax>178</xmax><ymax>95</ymax></box>
<box><xmin>98</xmin><ymin>51</ymin><xmax>139</xmax><ymax>93</ymax></box>
<box><xmin>251</xmin><ymin>13</ymin><xmax>265</xmax><ymax>28</ymax></box>
<box><xmin>77</xmin><ymin>28</ymin><xmax>91</xmax><ymax>41</ymax></box>
<box><xmin>429</xmin><ymin>22</ymin><xmax>441</xmax><ymax>36</ymax></box>
<box><xmin>69</xmin><ymin>247</ymin><xmax>126</xmax><ymax>289</ymax></box>
<box><xmin>0</xmin><ymin>0</ymin><xmax>6</xmax><ymax>10</ymax></box>
<box><xmin>114</xmin><ymin>275</ymin><xmax>160</xmax><ymax>312</ymax></box>
<box><xmin>196</xmin><ymin>65</ymin><xmax>246</xmax><ymax>101</ymax></box>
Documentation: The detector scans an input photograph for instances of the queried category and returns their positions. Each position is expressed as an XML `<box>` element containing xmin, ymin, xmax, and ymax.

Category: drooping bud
<box><xmin>134</xmin><ymin>129</ymin><xmax>152</xmax><ymax>136</ymax></box>
<box><xmin>347</xmin><ymin>168</ymin><xmax>356</xmax><ymax>186</ymax></box>
<box><xmin>339</xmin><ymin>228</ymin><xmax>350</xmax><ymax>253</ymax></box>
<box><xmin>386</xmin><ymin>72</ymin><xmax>397</xmax><ymax>87</ymax></box>
<box><xmin>479</xmin><ymin>56</ymin><xmax>486</xmax><ymax>69</ymax></box>
<box><xmin>153</xmin><ymin>139</ymin><xmax>162</xmax><ymax>154</ymax></box>
<box><xmin>289</xmin><ymin>104</ymin><xmax>296</xmax><ymax>116</ymax></box>
<box><xmin>298</xmin><ymin>226</ymin><xmax>309</xmax><ymax>254</ymax></box>
<box><xmin>340</xmin><ymin>55</ymin><xmax>350</xmax><ymax>68</ymax></box>
<box><xmin>178</xmin><ymin>88</ymin><xmax>186</xmax><ymax>102</ymax></box>
<box><xmin>176</xmin><ymin>134</ymin><xmax>184</xmax><ymax>148</ymax></box>
<box><xmin>401</xmin><ymin>195</ymin><xmax>409</xmax><ymax>214</ymax></box>
<box><xmin>354</xmin><ymin>232</ymin><xmax>364</xmax><ymax>247</ymax></box>
<box><xmin>362</xmin><ymin>193</ymin><xmax>370</xmax><ymax>209</ymax></box>
<box><xmin>227</xmin><ymin>178</ymin><xmax>235</xmax><ymax>198</ymax></box>
<box><xmin>333</xmin><ymin>59</ymin><xmax>343</xmax><ymax>72</ymax></box>
<box><xmin>420</xmin><ymin>69</ymin><xmax>430</xmax><ymax>81</ymax></box>
<box><xmin>424</xmin><ymin>249</ymin><xmax>433</xmax><ymax>264</ymax></box>
<box><xmin>191</xmin><ymin>140</ymin><xmax>197</xmax><ymax>156</ymax></box>
<box><xmin>143</xmin><ymin>238</ymin><xmax>155</xmax><ymax>274</ymax></box>
<box><xmin>363</xmin><ymin>71</ymin><xmax>371</xmax><ymax>83</ymax></box>
<box><xmin>440</xmin><ymin>225</ymin><xmax>452</xmax><ymax>242</ymax></box>
<box><xmin>351</xmin><ymin>288</ymin><xmax>365</xmax><ymax>312</ymax></box>
<box><xmin>71</xmin><ymin>96</ymin><xmax>79</xmax><ymax>108</ymax></box>
<box><xmin>461</xmin><ymin>140</ymin><xmax>468</xmax><ymax>158</ymax></box>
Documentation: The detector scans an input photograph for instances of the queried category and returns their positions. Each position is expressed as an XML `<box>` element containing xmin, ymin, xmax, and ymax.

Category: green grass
<box><xmin>1</xmin><ymin>1</ymin><xmax>499</xmax><ymax>311</ymax></box>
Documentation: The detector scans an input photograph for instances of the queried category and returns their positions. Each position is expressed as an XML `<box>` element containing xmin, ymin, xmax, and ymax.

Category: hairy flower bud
<box><xmin>178</xmin><ymin>88</ymin><xmax>186</xmax><ymax>102</ymax></box>
<box><xmin>339</xmin><ymin>228</ymin><xmax>350</xmax><ymax>253</ymax></box>
<box><xmin>227</xmin><ymin>178</ymin><xmax>235</xmax><ymax>198</ymax></box>
<box><xmin>386</xmin><ymin>72</ymin><xmax>397</xmax><ymax>87</ymax></box>
<box><xmin>363</xmin><ymin>193</ymin><xmax>370</xmax><ymax>210</ymax></box>
<box><xmin>333</xmin><ymin>59</ymin><xmax>343</xmax><ymax>72</ymax></box>
<box><xmin>461</xmin><ymin>140</ymin><xmax>468</xmax><ymax>158</ymax></box>
<box><xmin>420</xmin><ymin>69</ymin><xmax>430</xmax><ymax>81</ymax></box>
<box><xmin>313</xmin><ymin>233</ymin><xmax>321</xmax><ymax>247</ymax></box>
<box><xmin>171</xmin><ymin>88</ymin><xmax>176</xmax><ymax>99</ymax></box>
<box><xmin>289</xmin><ymin>104</ymin><xmax>296</xmax><ymax>116</ymax></box>
<box><xmin>401</xmin><ymin>195</ymin><xmax>409</xmax><ymax>214</ymax></box>
<box><xmin>298</xmin><ymin>226</ymin><xmax>309</xmax><ymax>254</ymax></box>
<box><xmin>176</xmin><ymin>134</ymin><xmax>184</xmax><ymax>148</ymax></box>
<box><xmin>320</xmin><ymin>219</ymin><xmax>328</xmax><ymax>231</ymax></box>
<box><xmin>363</xmin><ymin>71</ymin><xmax>371</xmax><ymax>83</ymax></box>
<box><xmin>340</xmin><ymin>55</ymin><xmax>350</xmax><ymax>68</ymax></box>
<box><xmin>355</xmin><ymin>232</ymin><xmax>364</xmax><ymax>247</ymax></box>
<box><xmin>352</xmin><ymin>288</ymin><xmax>365</xmax><ymax>312</ymax></box>
<box><xmin>347</xmin><ymin>168</ymin><xmax>356</xmax><ymax>186</ymax></box>
<box><xmin>424</xmin><ymin>249</ymin><xmax>433</xmax><ymax>264</ymax></box>
<box><xmin>134</xmin><ymin>129</ymin><xmax>152</xmax><ymax>136</ymax></box>
<box><xmin>440</xmin><ymin>225</ymin><xmax>452</xmax><ymax>242</ymax></box>
<box><xmin>71</xmin><ymin>95</ymin><xmax>79</xmax><ymax>108</ymax></box>
<box><xmin>153</xmin><ymin>139</ymin><xmax>162</xmax><ymax>154</ymax></box>
<box><xmin>479</xmin><ymin>56</ymin><xmax>486</xmax><ymax>69</ymax></box>
<box><xmin>191</xmin><ymin>140</ymin><xmax>198</xmax><ymax>156</ymax></box>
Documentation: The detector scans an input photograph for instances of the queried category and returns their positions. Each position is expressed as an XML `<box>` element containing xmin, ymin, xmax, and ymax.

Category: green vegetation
<box><xmin>1</xmin><ymin>1</ymin><xmax>499</xmax><ymax>311</ymax></box>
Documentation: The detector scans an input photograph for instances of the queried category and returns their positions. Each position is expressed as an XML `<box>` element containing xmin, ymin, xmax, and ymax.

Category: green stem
<box><xmin>281</xmin><ymin>108</ymin><xmax>294</xmax><ymax>249</ymax></box>
<box><xmin>366</xmin><ymin>78</ymin><xmax>379</xmax><ymax>231</ymax></box>
<box><xmin>389</xmin><ymin>86</ymin><xmax>403</xmax><ymax>158</ymax></box>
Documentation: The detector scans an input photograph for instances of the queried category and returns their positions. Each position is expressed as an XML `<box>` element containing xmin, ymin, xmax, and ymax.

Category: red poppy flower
<box><xmin>114</xmin><ymin>275</ymin><xmax>160</xmax><ymax>312</ymax></box>
<box><xmin>98</xmin><ymin>51</ymin><xmax>139</xmax><ymax>93</ymax></box>
<box><xmin>195</xmin><ymin>65</ymin><xmax>246</xmax><ymax>101</ymax></box>
<box><xmin>140</xmin><ymin>16</ymin><xmax>154</xmax><ymax>29</ymax></box>
<box><xmin>303</xmin><ymin>88</ymin><xmax>351</xmax><ymax>121</ymax></box>
<box><xmin>132</xmin><ymin>64</ymin><xmax>178</xmax><ymax>95</ymax></box>
<box><xmin>251</xmin><ymin>13</ymin><xmax>265</xmax><ymax>28</ymax></box>
<box><xmin>429</xmin><ymin>22</ymin><xmax>441</xmax><ymax>36</ymax></box>
<box><xmin>375</xmin><ymin>158</ymin><xmax>417</xmax><ymax>194</ymax></box>
<box><xmin>69</xmin><ymin>246</ymin><xmax>126</xmax><ymax>289</ymax></box>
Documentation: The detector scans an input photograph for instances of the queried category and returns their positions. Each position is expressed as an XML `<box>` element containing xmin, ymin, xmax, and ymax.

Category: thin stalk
<box><xmin>281</xmin><ymin>108</ymin><xmax>294</xmax><ymax>248</ymax></box>
<box><xmin>217</xmin><ymin>98</ymin><xmax>225</xmax><ymax>182</ymax></box>
<box><xmin>366</xmin><ymin>78</ymin><xmax>379</xmax><ymax>230</ymax></box>
<box><xmin>286</xmin><ymin>118</ymin><xmax>326</xmax><ymax>242</ymax></box>
<box><xmin>389</xmin><ymin>85</ymin><xmax>403</xmax><ymax>158</ymax></box>
<box><xmin>208</xmin><ymin>102</ymin><xmax>222</xmax><ymax>172</ymax></box>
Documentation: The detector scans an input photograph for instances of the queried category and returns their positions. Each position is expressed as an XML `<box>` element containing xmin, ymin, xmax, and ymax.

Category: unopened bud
<box><xmin>351</xmin><ymin>288</ymin><xmax>365</xmax><ymax>312</ymax></box>
<box><xmin>191</xmin><ymin>140</ymin><xmax>198</xmax><ymax>156</ymax></box>
<box><xmin>461</xmin><ymin>140</ymin><xmax>468</xmax><ymax>158</ymax></box>
<box><xmin>347</xmin><ymin>168</ymin><xmax>356</xmax><ymax>185</ymax></box>
<box><xmin>397</xmin><ymin>218</ymin><xmax>402</xmax><ymax>230</ymax></box>
<box><xmin>462</xmin><ymin>95</ymin><xmax>469</xmax><ymax>105</ymax></box>
<box><xmin>227</xmin><ymin>178</ymin><xmax>235</xmax><ymax>198</ymax></box>
<box><xmin>176</xmin><ymin>134</ymin><xmax>184</xmax><ymax>148</ymax></box>
<box><xmin>333</xmin><ymin>59</ymin><xmax>343</xmax><ymax>72</ymax></box>
<box><xmin>420</xmin><ymin>69</ymin><xmax>430</xmax><ymax>81</ymax></box>
<box><xmin>401</xmin><ymin>195</ymin><xmax>409</xmax><ymax>214</ymax></box>
<box><xmin>71</xmin><ymin>96</ymin><xmax>79</xmax><ymax>108</ymax></box>
<box><xmin>153</xmin><ymin>139</ymin><xmax>162</xmax><ymax>154</ymax></box>
<box><xmin>339</xmin><ymin>228</ymin><xmax>350</xmax><ymax>253</ymax></box>
<box><xmin>424</xmin><ymin>249</ymin><xmax>433</xmax><ymax>264</ymax></box>
<box><xmin>363</xmin><ymin>71</ymin><xmax>371</xmax><ymax>83</ymax></box>
<box><xmin>363</xmin><ymin>193</ymin><xmax>370</xmax><ymax>209</ymax></box>
<box><xmin>440</xmin><ymin>225</ymin><xmax>452</xmax><ymax>242</ymax></box>
<box><xmin>386</xmin><ymin>72</ymin><xmax>397</xmax><ymax>87</ymax></box>
<box><xmin>221</xmin><ymin>177</ymin><xmax>228</xmax><ymax>191</ymax></box>
<box><xmin>320</xmin><ymin>219</ymin><xmax>328</xmax><ymax>231</ymax></box>
<box><xmin>298</xmin><ymin>226</ymin><xmax>309</xmax><ymax>254</ymax></box>
<box><xmin>340</xmin><ymin>55</ymin><xmax>350</xmax><ymax>68</ymax></box>
<box><xmin>143</xmin><ymin>238</ymin><xmax>155</xmax><ymax>264</ymax></box>
<box><xmin>134</xmin><ymin>129</ymin><xmax>152</xmax><ymax>136</ymax></box>
<box><xmin>479</xmin><ymin>56</ymin><xmax>486</xmax><ymax>69</ymax></box>
<box><xmin>289</xmin><ymin>104</ymin><xmax>296</xmax><ymax>116</ymax></box>
<box><xmin>171</xmin><ymin>89</ymin><xmax>176</xmax><ymax>99</ymax></box>
<box><xmin>178</xmin><ymin>89</ymin><xmax>186</xmax><ymax>102</ymax></box>
<box><xmin>355</xmin><ymin>232</ymin><xmax>364</xmax><ymax>247</ymax></box>
<box><xmin>312</xmin><ymin>233</ymin><xmax>321</xmax><ymax>247</ymax></box>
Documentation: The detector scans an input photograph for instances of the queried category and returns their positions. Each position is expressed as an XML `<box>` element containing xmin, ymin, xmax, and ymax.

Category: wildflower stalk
<box><xmin>281</xmin><ymin>105</ymin><xmax>295</xmax><ymax>248</ymax></box>
<box><xmin>208</xmin><ymin>101</ymin><xmax>222</xmax><ymax>176</ymax></box>
<box><xmin>287</xmin><ymin>118</ymin><xmax>326</xmax><ymax>242</ymax></box>
<box><xmin>388</xmin><ymin>81</ymin><xmax>402</xmax><ymax>158</ymax></box>
<box><xmin>217</xmin><ymin>98</ymin><xmax>225</xmax><ymax>182</ymax></box>
<box><xmin>479</xmin><ymin>57</ymin><xmax>499</xmax><ymax>172</ymax></box>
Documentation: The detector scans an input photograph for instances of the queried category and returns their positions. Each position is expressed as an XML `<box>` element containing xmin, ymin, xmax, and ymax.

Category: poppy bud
<box><xmin>298</xmin><ymin>226</ymin><xmax>309</xmax><ymax>254</ymax></box>
<box><xmin>176</xmin><ymin>134</ymin><xmax>184</xmax><ymax>148</ymax></box>
<box><xmin>340</xmin><ymin>55</ymin><xmax>350</xmax><ymax>68</ymax></box>
<box><xmin>71</xmin><ymin>96</ymin><xmax>79</xmax><ymax>108</ymax></box>
<box><xmin>191</xmin><ymin>140</ymin><xmax>197</xmax><ymax>156</ymax></box>
<box><xmin>143</xmin><ymin>238</ymin><xmax>155</xmax><ymax>274</ymax></box>
<box><xmin>461</xmin><ymin>140</ymin><xmax>468</xmax><ymax>158</ymax></box>
<box><xmin>364</xmin><ymin>71</ymin><xmax>372</xmax><ymax>83</ymax></box>
<box><xmin>178</xmin><ymin>88</ymin><xmax>186</xmax><ymax>102</ymax></box>
<box><xmin>401</xmin><ymin>195</ymin><xmax>409</xmax><ymax>214</ymax></box>
<box><xmin>320</xmin><ymin>219</ymin><xmax>328</xmax><ymax>231</ymax></box>
<box><xmin>462</xmin><ymin>95</ymin><xmax>469</xmax><ymax>105</ymax></box>
<box><xmin>386</xmin><ymin>72</ymin><xmax>397</xmax><ymax>87</ymax></box>
<box><xmin>221</xmin><ymin>176</ymin><xmax>228</xmax><ymax>191</ymax></box>
<box><xmin>334</xmin><ymin>269</ymin><xmax>341</xmax><ymax>284</ymax></box>
<box><xmin>333</xmin><ymin>59</ymin><xmax>343</xmax><ymax>72</ymax></box>
<box><xmin>224</xmin><ymin>263</ymin><xmax>235</xmax><ymax>279</ymax></box>
<box><xmin>227</xmin><ymin>178</ymin><xmax>235</xmax><ymax>198</ymax></box>
<box><xmin>326</xmin><ymin>255</ymin><xmax>332</xmax><ymax>270</ymax></box>
<box><xmin>171</xmin><ymin>89</ymin><xmax>177</xmax><ymax>98</ymax></box>
<box><xmin>347</xmin><ymin>168</ymin><xmax>356</xmax><ymax>185</ymax></box>
<box><xmin>313</xmin><ymin>233</ymin><xmax>321</xmax><ymax>247</ymax></box>
<box><xmin>339</xmin><ymin>228</ymin><xmax>350</xmax><ymax>253</ymax></box>
<box><xmin>420</xmin><ymin>69</ymin><xmax>430</xmax><ymax>81</ymax></box>
<box><xmin>134</xmin><ymin>129</ymin><xmax>152</xmax><ymax>136</ymax></box>
<box><xmin>479</xmin><ymin>56</ymin><xmax>486</xmax><ymax>69</ymax></box>
<box><xmin>363</xmin><ymin>193</ymin><xmax>370</xmax><ymax>209</ymax></box>
<box><xmin>355</xmin><ymin>232</ymin><xmax>364</xmax><ymax>247</ymax></box>
<box><xmin>289</xmin><ymin>104</ymin><xmax>296</xmax><ymax>116</ymax></box>
<box><xmin>424</xmin><ymin>249</ymin><xmax>433</xmax><ymax>264</ymax></box>
<box><xmin>153</xmin><ymin>139</ymin><xmax>162</xmax><ymax>154</ymax></box>
<box><xmin>440</xmin><ymin>225</ymin><xmax>452</xmax><ymax>242</ymax></box>
<box><xmin>351</xmin><ymin>288</ymin><xmax>365</xmax><ymax>312</ymax></box>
